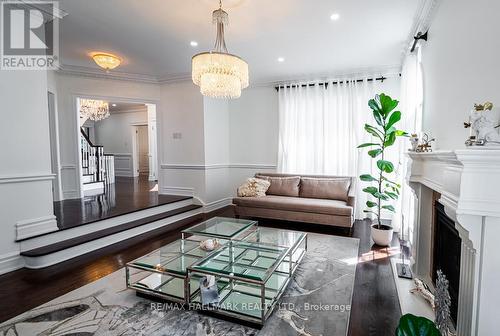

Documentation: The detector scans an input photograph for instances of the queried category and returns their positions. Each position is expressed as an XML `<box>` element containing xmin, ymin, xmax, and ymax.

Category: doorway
<box><xmin>133</xmin><ymin>125</ymin><xmax>149</xmax><ymax>177</ymax></box>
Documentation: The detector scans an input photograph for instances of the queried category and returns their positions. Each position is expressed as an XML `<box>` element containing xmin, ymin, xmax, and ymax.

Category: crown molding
<box><xmin>56</xmin><ymin>63</ymin><xmax>402</xmax><ymax>88</ymax></box>
<box><xmin>402</xmin><ymin>0</ymin><xmax>441</xmax><ymax>56</ymax></box>
<box><xmin>158</xmin><ymin>73</ymin><xmax>192</xmax><ymax>84</ymax></box>
<box><xmin>57</xmin><ymin>64</ymin><xmax>160</xmax><ymax>84</ymax></box>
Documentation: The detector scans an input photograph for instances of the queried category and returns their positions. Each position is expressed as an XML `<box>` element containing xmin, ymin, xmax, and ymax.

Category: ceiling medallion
<box><xmin>92</xmin><ymin>52</ymin><xmax>121</xmax><ymax>72</ymax></box>
<box><xmin>192</xmin><ymin>0</ymin><xmax>249</xmax><ymax>99</ymax></box>
<box><xmin>80</xmin><ymin>99</ymin><xmax>110</xmax><ymax>121</ymax></box>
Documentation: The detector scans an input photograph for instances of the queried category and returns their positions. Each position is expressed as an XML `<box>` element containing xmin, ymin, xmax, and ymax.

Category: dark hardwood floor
<box><xmin>0</xmin><ymin>208</ymin><xmax>401</xmax><ymax>335</ymax></box>
<box><xmin>51</xmin><ymin>176</ymin><xmax>191</xmax><ymax>232</ymax></box>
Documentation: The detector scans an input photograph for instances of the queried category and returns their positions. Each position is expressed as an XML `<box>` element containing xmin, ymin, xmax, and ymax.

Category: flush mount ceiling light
<box><xmin>80</xmin><ymin>99</ymin><xmax>110</xmax><ymax>121</ymax></box>
<box><xmin>192</xmin><ymin>0</ymin><xmax>249</xmax><ymax>99</ymax></box>
<box><xmin>92</xmin><ymin>52</ymin><xmax>121</xmax><ymax>72</ymax></box>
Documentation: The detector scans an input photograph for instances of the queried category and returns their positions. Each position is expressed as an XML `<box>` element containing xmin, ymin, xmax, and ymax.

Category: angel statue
<box><xmin>465</xmin><ymin>102</ymin><xmax>500</xmax><ymax>145</ymax></box>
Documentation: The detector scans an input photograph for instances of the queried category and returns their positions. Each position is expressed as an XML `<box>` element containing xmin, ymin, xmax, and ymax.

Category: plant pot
<box><xmin>371</xmin><ymin>223</ymin><xmax>394</xmax><ymax>247</ymax></box>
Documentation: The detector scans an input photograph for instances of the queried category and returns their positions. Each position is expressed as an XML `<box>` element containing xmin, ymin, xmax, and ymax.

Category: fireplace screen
<box><xmin>433</xmin><ymin>201</ymin><xmax>461</xmax><ymax>326</ymax></box>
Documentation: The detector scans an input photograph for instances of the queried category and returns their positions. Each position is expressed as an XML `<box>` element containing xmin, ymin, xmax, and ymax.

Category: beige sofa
<box><xmin>233</xmin><ymin>173</ymin><xmax>355</xmax><ymax>228</ymax></box>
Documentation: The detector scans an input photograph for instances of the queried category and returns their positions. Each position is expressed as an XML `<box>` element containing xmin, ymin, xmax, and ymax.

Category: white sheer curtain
<box><xmin>277</xmin><ymin>78</ymin><xmax>388</xmax><ymax>219</ymax></box>
<box><xmin>392</xmin><ymin>48</ymin><xmax>423</xmax><ymax>239</ymax></box>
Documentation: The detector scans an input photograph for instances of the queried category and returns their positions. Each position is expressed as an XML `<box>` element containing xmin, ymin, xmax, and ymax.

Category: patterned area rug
<box><xmin>0</xmin><ymin>233</ymin><xmax>359</xmax><ymax>336</ymax></box>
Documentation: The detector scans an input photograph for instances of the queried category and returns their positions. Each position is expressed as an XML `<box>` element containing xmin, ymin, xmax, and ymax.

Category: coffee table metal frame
<box><xmin>125</xmin><ymin>217</ymin><xmax>307</xmax><ymax>325</ymax></box>
<box><xmin>187</xmin><ymin>232</ymin><xmax>307</xmax><ymax>325</ymax></box>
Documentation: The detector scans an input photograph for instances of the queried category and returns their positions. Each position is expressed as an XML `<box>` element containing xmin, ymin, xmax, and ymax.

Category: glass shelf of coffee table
<box><xmin>187</xmin><ymin>239</ymin><xmax>304</xmax><ymax>324</ymax></box>
<box><xmin>181</xmin><ymin>217</ymin><xmax>257</xmax><ymax>241</ymax></box>
<box><xmin>242</xmin><ymin>227</ymin><xmax>307</xmax><ymax>275</ymax></box>
<box><xmin>126</xmin><ymin>238</ymin><xmax>215</xmax><ymax>303</ymax></box>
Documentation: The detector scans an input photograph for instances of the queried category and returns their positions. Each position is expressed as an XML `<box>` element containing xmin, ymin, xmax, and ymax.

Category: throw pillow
<box><xmin>237</xmin><ymin>178</ymin><xmax>271</xmax><ymax>197</ymax></box>
<box><xmin>256</xmin><ymin>175</ymin><xmax>301</xmax><ymax>197</ymax></box>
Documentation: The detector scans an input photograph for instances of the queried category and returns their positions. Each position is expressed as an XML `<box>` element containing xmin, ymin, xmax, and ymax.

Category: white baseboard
<box><xmin>62</xmin><ymin>189</ymin><xmax>80</xmax><ymax>199</ymax></box>
<box><xmin>204</xmin><ymin>197</ymin><xmax>233</xmax><ymax>213</ymax></box>
<box><xmin>0</xmin><ymin>252</ymin><xmax>24</xmax><ymax>275</ymax></box>
<box><xmin>161</xmin><ymin>186</ymin><xmax>195</xmax><ymax>197</ymax></box>
<box><xmin>16</xmin><ymin>215</ymin><xmax>58</xmax><ymax>240</ymax></box>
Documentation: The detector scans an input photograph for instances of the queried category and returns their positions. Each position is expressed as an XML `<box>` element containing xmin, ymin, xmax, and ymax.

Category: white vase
<box><xmin>371</xmin><ymin>223</ymin><xmax>394</xmax><ymax>247</ymax></box>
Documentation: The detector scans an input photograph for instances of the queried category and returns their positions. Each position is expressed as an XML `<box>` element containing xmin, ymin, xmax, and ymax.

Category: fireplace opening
<box><xmin>433</xmin><ymin>201</ymin><xmax>461</xmax><ymax>326</ymax></box>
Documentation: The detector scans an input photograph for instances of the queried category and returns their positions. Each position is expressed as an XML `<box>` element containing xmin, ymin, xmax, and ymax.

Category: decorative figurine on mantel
<box><xmin>409</xmin><ymin>133</ymin><xmax>435</xmax><ymax>152</ymax></box>
<box><xmin>464</xmin><ymin>101</ymin><xmax>500</xmax><ymax>146</ymax></box>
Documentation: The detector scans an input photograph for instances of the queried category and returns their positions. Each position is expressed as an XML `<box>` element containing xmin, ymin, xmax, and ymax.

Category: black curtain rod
<box><xmin>275</xmin><ymin>76</ymin><xmax>388</xmax><ymax>91</ymax></box>
<box><xmin>410</xmin><ymin>31</ymin><xmax>428</xmax><ymax>53</ymax></box>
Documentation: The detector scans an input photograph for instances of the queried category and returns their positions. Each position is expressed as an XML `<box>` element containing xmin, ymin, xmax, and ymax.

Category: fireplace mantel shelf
<box><xmin>406</xmin><ymin>148</ymin><xmax>500</xmax><ymax>336</ymax></box>
<box><xmin>407</xmin><ymin>148</ymin><xmax>500</xmax><ymax>219</ymax></box>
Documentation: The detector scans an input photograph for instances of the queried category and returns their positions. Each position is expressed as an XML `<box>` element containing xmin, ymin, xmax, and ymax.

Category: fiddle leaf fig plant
<box><xmin>358</xmin><ymin>93</ymin><xmax>407</xmax><ymax>229</ymax></box>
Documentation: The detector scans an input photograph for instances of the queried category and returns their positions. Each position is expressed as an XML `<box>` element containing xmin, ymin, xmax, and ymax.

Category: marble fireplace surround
<box><xmin>407</xmin><ymin>149</ymin><xmax>500</xmax><ymax>336</ymax></box>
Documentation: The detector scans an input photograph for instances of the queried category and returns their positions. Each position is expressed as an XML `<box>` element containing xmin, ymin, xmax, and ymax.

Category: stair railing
<box><xmin>80</xmin><ymin>129</ymin><xmax>114</xmax><ymax>185</ymax></box>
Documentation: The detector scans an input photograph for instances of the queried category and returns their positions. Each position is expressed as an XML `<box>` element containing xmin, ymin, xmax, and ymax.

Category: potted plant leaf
<box><xmin>396</xmin><ymin>314</ymin><xmax>441</xmax><ymax>336</ymax></box>
<box><xmin>358</xmin><ymin>93</ymin><xmax>407</xmax><ymax>246</ymax></box>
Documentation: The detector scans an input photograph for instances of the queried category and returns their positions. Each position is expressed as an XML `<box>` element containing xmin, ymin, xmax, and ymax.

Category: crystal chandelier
<box><xmin>79</xmin><ymin>99</ymin><xmax>110</xmax><ymax>121</ymax></box>
<box><xmin>192</xmin><ymin>0</ymin><xmax>249</xmax><ymax>99</ymax></box>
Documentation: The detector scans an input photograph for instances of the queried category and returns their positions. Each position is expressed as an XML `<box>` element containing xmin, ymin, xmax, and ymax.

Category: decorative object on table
<box><xmin>409</xmin><ymin>134</ymin><xmax>419</xmax><ymax>152</ymax></box>
<box><xmin>237</xmin><ymin>177</ymin><xmax>271</xmax><ymax>197</ymax></box>
<box><xmin>415</xmin><ymin>133</ymin><xmax>435</xmax><ymax>152</ymax></box>
<box><xmin>199</xmin><ymin>275</ymin><xmax>220</xmax><ymax>306</ymax></box>
<box><xmin>464</xmin><ymin>101</ymin><xmax>500</xmax><ymax>146</ymax></box>
<box><xmin>409</xmin><ymin>278</ymin><xmax>435</xmax><ymax>310</ymax></box>
<box><xmin>395</xmin><ymin>314</ymin><xmax>441</xmax><ymax>336</ymax></box>
<box><xmin>199</xmin><ymin>239</ymin><xmax>221</xmax><ymax>251</ymax></box>
<box><xmin>435</xmin><ymin>270</ymin><xmax>454</xmax><ymax>336</ymax></box>
<box><xmin>358</xmin><ymin>93</ymin><xmax>408</xmax><ymax>246</ymax></box>
<box><xmin>154</xmin><ymin>263</ymin><xmax>165</xmax><ymax>272</ymax></box>
<box><xmin>396</xmin><ymin>215</ymin><xmax>413</xmax><ymax>279</ymax></box>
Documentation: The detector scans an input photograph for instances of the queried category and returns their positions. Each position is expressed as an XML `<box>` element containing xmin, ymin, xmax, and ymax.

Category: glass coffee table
<box><xmin>126</xmin><ymin>217</ymin><xmax>307</xmax><ymax>325</ymax></box>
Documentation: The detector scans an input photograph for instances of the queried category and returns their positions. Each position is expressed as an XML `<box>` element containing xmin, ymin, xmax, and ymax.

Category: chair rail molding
<box><xmin>0</xmin><ymin>173</ymin><xmax>55</xmax><ymax>184</ymax></box>
<box><xmin>407</xmin><ymin>148</ymin><xmax>500</xmax><ymax>336</ymax></box>
<box><xmin>160</xmin><ymin>163</ymin><xmax>277</xmax><ymax>170</ymax></box>
<box><xmin>16</xmin><ymin>215</ymin><xmax>58</xmax><ymax>241</ymax></box>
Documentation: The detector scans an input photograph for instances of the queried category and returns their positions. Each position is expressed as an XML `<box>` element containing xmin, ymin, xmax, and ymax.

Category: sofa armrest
<box><xmin>347</xmin><ymin>177</ymin><xmax>356</xmax><ymax>222</ymax></box>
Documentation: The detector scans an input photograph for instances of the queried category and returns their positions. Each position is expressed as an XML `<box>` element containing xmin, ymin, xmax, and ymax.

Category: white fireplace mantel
<box><xmin>407</xmin><ymin>148</ymin><xmax>500</xmax><ymax>336</ymax></box>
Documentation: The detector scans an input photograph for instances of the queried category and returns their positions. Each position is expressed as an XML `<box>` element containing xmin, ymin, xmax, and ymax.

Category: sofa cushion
<box><xmin>299</xmin><ymin>177</ymin><xmax>351</xmax><ymax>202</ymax></box>
<box><xmin>233</xmin><ymin>195</ymin><xmax>352</xmax><ymax>217</ymax></box>
<box><xmin>256</xmin><ymin>175</ymin><xmax>300</xmax><ymax>197</ymax></box>
<box><xmin>237</xmin><ymin>178</ymin><xmax>271</xmax><ymax>197</ymax></box>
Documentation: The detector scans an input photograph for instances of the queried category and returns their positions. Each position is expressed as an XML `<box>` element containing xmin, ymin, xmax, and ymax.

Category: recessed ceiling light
<box><xmin>190</xmin><ymin>41</ymin><xmax>198</xmax><ymax>47</ymax></box>
<box><xmin>112</xmin><ymin>103</ymin><xmax>117</xmax><ymax>107</ymax></box>
<box><xmin>277</xmin><ymin>57</ymin><xmax>285</xmax><ymax>63</ymax></box>
<box><xmin>330</xmin><ymin>13</ymin><xmax>340</xmax><ymax>21</ymax></box>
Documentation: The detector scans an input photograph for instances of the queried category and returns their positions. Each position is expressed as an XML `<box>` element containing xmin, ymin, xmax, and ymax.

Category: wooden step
<box><xmin>21</xmin><ymin>204</ymin><xmax>202</xmax><ymax>257</ymax></box>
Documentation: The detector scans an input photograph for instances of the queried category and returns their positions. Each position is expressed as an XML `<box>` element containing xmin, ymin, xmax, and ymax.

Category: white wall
<box><xmin>421</xmin><ymin>0</ymin><xmax>500</xmax><ymax>150</ymax></box>
<box><xmin>158</xmin><ymin>82</ymin><xmax>279</xmax><ymax>207</ymax></box>
<box><xmin>228</xmin><ymin>86</ymin><xmax>279</xmax><ymax>193</ymax></box>
<box><xmin>93</xmin><ymin>109</ymin><xmax>148</xmax><ymax>177</ymax></box>
<box><xmin>159</xmin><ymin>81</ymin><xmax>206</xmax><ymax>199</ymax></box>
<box><xmin>0</xmin><ymin>69</ymin><xmax>56</xmax><ymax>274</ymax></box>
<box><xmin>53</xmin><ymin>73</ymin><xmax>160</xmax><ymax>198</ymax></box>
<box><xmin>94</xmin><ymin>110</ymin><xmax>148</xmax><ymax>153</ymax></box>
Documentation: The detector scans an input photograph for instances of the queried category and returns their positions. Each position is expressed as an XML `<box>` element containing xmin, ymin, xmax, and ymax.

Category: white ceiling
<box><xmin>58</xmin><ymin>0</ymin><xmax>421</xmax><ymax>83</ymax></box>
